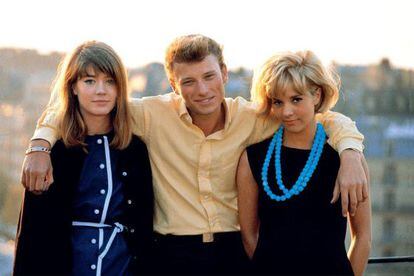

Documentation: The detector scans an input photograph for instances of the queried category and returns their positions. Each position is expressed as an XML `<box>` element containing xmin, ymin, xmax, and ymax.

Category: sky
<box><xmin>1</xmin><ymin>0</ymin><xmax>414</xmax><ymax>70</ymax></box>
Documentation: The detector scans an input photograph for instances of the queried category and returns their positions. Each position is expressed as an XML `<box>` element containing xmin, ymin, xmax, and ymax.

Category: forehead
<box><xmin>172</xmin><ymin>54</ymin><xmax>221</xmax><ymax>80</ymax></box>
<box><xmin>272</xmin><ymin>85</ymin><xmax>304</xmax><ymax>98</ymax></box>
<box><xmin>77</xmin><ymin>63</ymin><xmax>114</xmax><ymax>79</ymax></box>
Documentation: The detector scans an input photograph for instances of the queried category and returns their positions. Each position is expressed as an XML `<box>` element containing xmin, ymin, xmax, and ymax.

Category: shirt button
<box><xmin>100</xmin><ymin>189</ymin><xmax>106</xmax><ymax>195</ymax></box>
<box><xmin>127</xmin><ymin>199</ymin><xmax>132</xmax><ymax>205</ymax></box>
<box><xmin>91</xmin><ymin>238</ymin><xmax>97</xmax><ymax>244</ymax></box>
<box><xmin>97</xmin><ymin>139</ymin><xmax>102</xmax><ymax>144</ymax></box>
<box><xmin>91</xmin><ymin>264</ymin><xmax>96</xmax><ymax>270</ymax></box>
<box><xmin>122</xmin><ymin>171</ymin><xmax>127</xmax><ymax>176</ymax></box>
<box><xmin>99</xmin><ymin>164</ymin><xmax>105</xmax><ymax>169</ymax></box>
<box><xmin>94</xmin><ymin>209</ymin><xmax>100</xmax><ymax>215</ymax></box>
<box><xmin>130</xmin><ymin>228</ymin><xmax>135</xmax><ymax>233</ymax></box>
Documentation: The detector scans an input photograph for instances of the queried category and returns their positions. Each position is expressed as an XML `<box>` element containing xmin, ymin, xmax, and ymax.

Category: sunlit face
<box><xmin>73</xmin><ymin>66</ymin><xmax>117</xmax><ymax>121</ymax></box>
<box><xmin>271</xmin><ymin>86</ymin><xmax>321</xmax><ymax>135</ymax></box>
<box><xmin>170</xmin><ymin>54</ymin><xmax>228</xmax><ymax>120</ymax></box>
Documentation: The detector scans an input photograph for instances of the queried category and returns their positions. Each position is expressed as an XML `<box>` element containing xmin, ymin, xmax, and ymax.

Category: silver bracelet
<box><xmin>25</xmin><ymin>146</ymin><xmax>51</xmax><ymax>155</ymax></box>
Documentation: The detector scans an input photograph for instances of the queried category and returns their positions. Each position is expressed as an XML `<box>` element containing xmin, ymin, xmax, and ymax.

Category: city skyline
<box><xmin>1</xmin><ymin>0</ymin><xmax>414</xmax><ymax>70</ymax></box>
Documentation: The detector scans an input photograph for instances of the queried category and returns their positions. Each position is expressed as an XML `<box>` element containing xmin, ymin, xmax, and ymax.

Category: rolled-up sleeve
<box><xmin>317</xmin><ymin>111</ymin><xmax>364</xmax><ymax>154</ymax></box>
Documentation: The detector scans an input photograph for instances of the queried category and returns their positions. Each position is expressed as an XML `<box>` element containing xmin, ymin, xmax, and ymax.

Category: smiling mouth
<box><xmin>196</xmin><ymin>97</ymin><xmax>214</xmax><ymax>104</ymax></box>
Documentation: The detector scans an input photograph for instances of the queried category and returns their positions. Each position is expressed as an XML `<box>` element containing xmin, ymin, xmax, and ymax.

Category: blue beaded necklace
<box><xmin>261</xmin><ymin>122</ymin><xmax>326</xmax><ymax>201</ymax></box>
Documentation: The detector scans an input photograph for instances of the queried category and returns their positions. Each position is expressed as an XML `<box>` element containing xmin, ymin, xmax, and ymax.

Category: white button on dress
<box><xmin>97</xmin><ymin>139</ymin><xmax>102</xmax><ymax>144</ymax></box>
<box><xmin>100</xmin><ymin>189</ymin><xmax>106</xmax><ymax>195</ymax></box>
<box><xmin>99</xmin><ymin>164</ymin><xmax>105</xmax><ymax>169</ymax></box>
<box><xmin>91</xmin><ymin>264</ymin><xmax>96</xmax><ymax>270</ymax></box>
<box><xmin>91</xmin><ymin>239</ymin><xmax>97</xmax><ymax>244</ymax></box>
<box><xmin>94</xmin><ymin>209</ymin><xmax>100</xmax><ymax>215</ymax></box>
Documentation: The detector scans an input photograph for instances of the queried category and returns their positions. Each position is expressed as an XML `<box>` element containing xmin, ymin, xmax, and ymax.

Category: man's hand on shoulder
<box><xmin>20</xmin><ymin>139</ymin><xmax>54</xmax><ymax>194</ymax></box>
<box><xmin>331</xmin><ymin>149</ymin><xmax>369</xmax><ymax>217</ymax></box>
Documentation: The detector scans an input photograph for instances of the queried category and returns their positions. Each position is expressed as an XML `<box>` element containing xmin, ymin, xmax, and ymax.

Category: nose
<box><xmin>197</xmin><ymin>81</ymin><xmax>208</xmax><ymax>95</ymax></box>
<box><xmin>282</xmin><ymin>104</ymin><xmax>294</xmax><ymax>118</ymax></box>
<box><xmin>96</xmin><ymin>81</ymin><xmax>106</xmax><ymax>94</ymax></box>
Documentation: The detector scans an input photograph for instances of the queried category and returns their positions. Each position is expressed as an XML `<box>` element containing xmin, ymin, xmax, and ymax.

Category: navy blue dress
<box><xmin>71</xmin><ymin>134</ymin><xmax>130</xmax><ymax>275</ymax></box>
<box><xmin>246</xmin><ymin>138</ymin><xmax>354</xmax><ymax>275</ymax></box>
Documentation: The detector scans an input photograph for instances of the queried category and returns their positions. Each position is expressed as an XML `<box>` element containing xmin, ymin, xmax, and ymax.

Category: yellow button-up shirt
<box><xmin>33</xmin><ymin>92</ymin><xmax>363</xmax><ymax>235</ymax></box>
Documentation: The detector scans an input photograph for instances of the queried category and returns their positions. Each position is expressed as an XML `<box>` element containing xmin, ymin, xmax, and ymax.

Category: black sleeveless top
<box><xmin>246</xmin><ymin>137</ymin><xmax>354</xmax><ymax>275</ymax></box>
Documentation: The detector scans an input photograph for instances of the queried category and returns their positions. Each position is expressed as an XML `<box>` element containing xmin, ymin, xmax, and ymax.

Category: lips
<box><xmin>283</xmin><ymin>120</ymin><xmax>297</xmax><ymax>125</ymax></box>
<box><xmin>195</xmin><ymin>96</ymin><xmax>214</xmax><ymax>104</ymax></box>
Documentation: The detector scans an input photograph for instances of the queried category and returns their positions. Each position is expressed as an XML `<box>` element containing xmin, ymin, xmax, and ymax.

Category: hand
<box><xmin>20</xmin><ymin>140</ymin><xmax>54</xmax><ymax>194</ymax></box>
<box><xmin>331</xmin><ymin>149</ymin><xmax>369</xmax><ymax>217</ymax></box>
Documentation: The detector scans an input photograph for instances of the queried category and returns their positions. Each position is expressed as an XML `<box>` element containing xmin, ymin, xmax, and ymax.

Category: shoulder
<box><xmin>122</xmin><ymin>135</ymin><xmax>148</xmax><ymax>155</ymax></box>
<box><xmin>246</xmin><ymin>136</ymin><xmax>273</xmax><ymax>161</ymax></box>
<box><xmin>140</xmin><ymin>92</ymin><xmax>178</xmax><ymax>106</ymax></box>
<box><xmin>224</xmin><ymin>96</ymin><xmax>261</xmax><ymax>126</ymax></box>
<box><xmin>225</xmin><ymin>96</ymin><xmax>256</xmax><ymax>112</ymax></box>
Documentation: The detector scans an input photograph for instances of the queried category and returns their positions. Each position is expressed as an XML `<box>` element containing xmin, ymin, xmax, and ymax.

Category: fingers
<box><xmin>35</xmin><ymin>173</ymin><xmax>46</xmax><ymax>192</ymax></box>
<box><xmin>348</xmin><ymin>190</ymin><xmax>358</xmax><ymax>217</ymax></box>
<box><xmin>331</xmin><ymin>180</ymin><xmax>340</xmax><ymax>204</ymax></box>
<box><xmin>48</xmin><ymin>167</ymin><xmax>54</xmax><ymax>185</ymax></box>
<box><xmin>362</xmin><ymin>184</ymin><xmax>369</xmax><ymax>201</ymax></box>
<box><xmin>20</xmin><ymin>152</ymin><xmax>53</xmax><ymax>194</ymax></box>
<box><xmin>361</xmin><ymin>156</ymin><xmax>370</xmax><ymax>200</ymax></box>
<box><xmin>340</xmin><ymin>189</ymin><xmax>349</xmax><ymax>218</ymax></box>
<box><xmin>28</xmin><ymin>169</ymin><xmax>38</xmax><ymax>192</ymax></box>
<box><xmin>25</xmin><ymin>169</ymin><xmax>31</xmax><ymax>191</ymax></box>
<box><xmin>356</xmin><ymin>183</ymin><xmax>364</xmax><ymax>203</ymax></box>
<box><xmin>20</xmin><ymin>166</ymin><xmax>26</xmax><ymax>189</ymax></box>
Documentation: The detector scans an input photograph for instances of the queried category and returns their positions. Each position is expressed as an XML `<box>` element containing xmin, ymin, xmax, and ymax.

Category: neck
<box><xmin>84</xmin><ymin>115</ymin><xmax>112</xmax><ymax>135</ymax></box>
<box><xmin>190</xmin><ymin>105</ymin><xmax>225</xmax><ymax>136</ymax></box>
<box><xmin>283</xmin><ymin>120</ymin><xmax>317</xmax><ymax>150</ymax></box>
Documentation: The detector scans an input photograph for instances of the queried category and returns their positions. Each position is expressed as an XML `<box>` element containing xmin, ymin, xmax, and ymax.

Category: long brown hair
<box><xmin>52</xmin><ymin>41</ymin><xmax>133</xmax><ymax>149</ymax></box>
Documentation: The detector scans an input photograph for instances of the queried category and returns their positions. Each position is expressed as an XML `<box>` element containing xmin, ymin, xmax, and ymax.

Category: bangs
<box><xmin>266</xmin><ymin>67</ymin><xmax>312</xmax><ymax>100</ymax></box>
<box><xmin>75</xmin><ymin>49</ymin><xmax>117</xmax><ymax>80</ymax></box>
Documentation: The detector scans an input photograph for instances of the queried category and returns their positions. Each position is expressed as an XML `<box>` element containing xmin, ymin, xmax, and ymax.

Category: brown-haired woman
<box><xmin>14</xmin><ymin>41</ymin><xmax>153</xmax><ymax>275</ymax></box>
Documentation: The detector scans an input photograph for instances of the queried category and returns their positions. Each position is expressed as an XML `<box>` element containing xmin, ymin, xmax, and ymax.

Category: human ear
<box><xmin>221</xmin><ymin>64</ymin><xmax>228</xmax><ymax>83</ymax></box>
<box><xmin>313</xmin><ymin>88</ymin><xmax>322</xmax><ymax>106</ymax></box>
<box><xmin>72</xmin><ymin>87</ymin><xmax>78</xmax><ymax>95</ymax></box>
<box><xmin>169</xmin><ymin>78</ymin><xmax>179</xmax><ymax>94</ymax></box>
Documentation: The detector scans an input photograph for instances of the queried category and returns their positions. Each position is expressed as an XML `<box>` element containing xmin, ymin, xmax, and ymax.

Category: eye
<box><xmin>292</xmin><ymin>97</ymin><xmax>303</xmax><ymax>103</ymax></box>
<box><xmin>84</xmin><ymin>78</ymin><xmax>95</xmax><ymax>85</ymax></box>
<box><xmin>106</xmin><ymin>78</ymin><xmax>116</xmax><ymax>85</ymax></box>
<box><xmin>205</xmin><ymin>74</ymin><xmax>215</xmax><ymax>80</ymax></box>
<box><xmin>182</xmin><ymin>80</ymin><xmax>194</xmax><ymax>86</ymax></box>
<box><xmin>272</xmin><ymin>99</ymin><xmax>282</xmax><ymax>106</ymax></box>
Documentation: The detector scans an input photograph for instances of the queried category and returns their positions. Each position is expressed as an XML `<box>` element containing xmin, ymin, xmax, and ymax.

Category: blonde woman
<box><xmin>237</xmin><ymin>51</ymin><xmax>371</xmax><ymax>275</ymax></box>
<box><xmin>14</xmin><ymin>41</ymin><xmax>153</xmax><ymax>275</ymax></box>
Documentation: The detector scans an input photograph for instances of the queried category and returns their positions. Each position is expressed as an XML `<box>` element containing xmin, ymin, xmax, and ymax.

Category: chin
<box><xmin>284</xmin><ymin>125</ymin><xmax>303</xmax><ymax>133</ymax></box>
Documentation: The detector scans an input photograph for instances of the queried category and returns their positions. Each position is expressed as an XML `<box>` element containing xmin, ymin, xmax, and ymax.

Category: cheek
<box><xmin>179</xmin><ymin>89</ymin><xmax>192</xmax><ymax>102</ymax></box>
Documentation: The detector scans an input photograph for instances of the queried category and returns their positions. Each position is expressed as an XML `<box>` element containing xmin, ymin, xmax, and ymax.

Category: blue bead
<box><xmin>261</xmin><ymin>123</ymin><xmax>326</xmax><ymax>202</ymax></box>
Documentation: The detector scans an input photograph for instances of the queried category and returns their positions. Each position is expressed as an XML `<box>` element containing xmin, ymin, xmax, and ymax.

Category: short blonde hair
<box><xmin>53</xmin><ymin>41</ymin><xmax>133</xmax><ymax>149</ymax></box>
<box><xmin>164</xmin><ymin>34</ymin><xmax>225</xmax><ymax>81</ymax></box>
<box><xmin>251</xmin><ymin>50</ymin><xmax>340</xmax><ymax>117</ymax></box>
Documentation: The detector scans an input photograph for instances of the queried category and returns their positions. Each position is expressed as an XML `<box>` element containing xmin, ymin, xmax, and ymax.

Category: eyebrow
<box><xmin>203</xmin><ymin>70</ymin><xmax>216</xmax><ymax>76</ymax></box>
